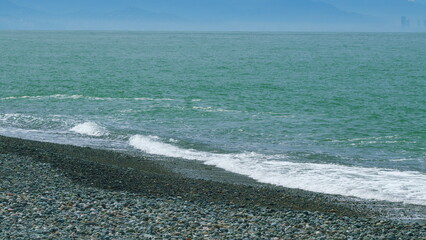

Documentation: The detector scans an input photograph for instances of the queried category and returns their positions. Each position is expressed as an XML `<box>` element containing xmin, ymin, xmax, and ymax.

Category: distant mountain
<box><xmin>1</xmin><ymin>0</ymin><xmax>187</xmax><ymax>30</ymax></box>
<box><xmin>104</xmin><ymin>7</ymin><xmax>184</xmax><ymax>22</ymax></box>
<box><xmin>0</xmin><ymin>0</ymin><xmax>53</xmax><ymax>29</ymax></box>
<box><xmin>318</xmin><ymin>0</ymin><xmax>426</xmax><ymax>30</ymax></box>
<box><xmin>150</xmin><ymin>0</ymin><xmax>368</xmax><ymax>22</ymax></box>
<box><xmin>5</xmin><ymin>0</ymin><xmax>124</xmax><ymax>14</ymax></box>
<box><xmin>59</xmin><ymin>7</ymin><xmax>184</xmax><ymax>22</ymax></box>
<box><xmin>319</xmin><ymin>0</ymin><xmax>426</xmax><ymax>19</ymax></box>
<box><xmin>0</xmin><ymin>0</ymin><xmax>41</xmax><ymax>16</ymax></box>
<box><xmin>0</xmin><ymin>0</ymin><xmax>419</xmax><ymax>31</ymax></box>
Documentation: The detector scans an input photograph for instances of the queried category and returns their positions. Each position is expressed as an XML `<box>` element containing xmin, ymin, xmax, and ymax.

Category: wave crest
<box><xmin>70</xmin><ymin>122</ymin><xmax>109</xmax><ymax>137</ymax></box>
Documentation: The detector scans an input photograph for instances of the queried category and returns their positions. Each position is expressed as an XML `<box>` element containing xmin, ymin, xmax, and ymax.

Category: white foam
<box><xmin>70</xmin><ymin>122</ymin><xmax>109</xmax><ymax>137</ymax></box>
<box><xmin>129</xmin><ymin>134</ymin><xmax>426</xmax><ymax>205</ymax></box>
<box><xmin>0</xmin><ymin>113</ymin><xmax>70</xmax><ymax>130</ymax></box>
<box><xmin>132</xmin><ymin>97</ymin><xmax>174</xmax><ymax>101</ymax></box>
<box><xmin>0</xmin><ymin>94</ymin><xmax>174</xmax><ymax>101</ymax></box>
<box><xmin>0</xmin><ymin>113</ymin><xmax>61</xmax><ymax>123</ymax></box>
<box><xmin>0</xmin><ymin>94</ymin><xmax>84</xmax><ymax>100</ymax></box>
<box><xmin>192</xmin><ymin>106</ymin><xmax>241</xmax><ymax>113</ymax></box>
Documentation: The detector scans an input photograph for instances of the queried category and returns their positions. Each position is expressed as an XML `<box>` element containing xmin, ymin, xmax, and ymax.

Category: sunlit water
<box><xmin>1</xmin><ymin>31</ymin><xmax>425</xmax><ymax>205</ymax></box>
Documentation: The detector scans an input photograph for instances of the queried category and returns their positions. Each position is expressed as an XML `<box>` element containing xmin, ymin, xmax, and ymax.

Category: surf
<box><xmin>70</xmin><ymin>122</ymin><xmax>109</xmax><ymax>137</ymax></box>
<box><xmin>129</xmin><ymin>134</ymin><xmax>426</xmax><ymax>205</ymax></box>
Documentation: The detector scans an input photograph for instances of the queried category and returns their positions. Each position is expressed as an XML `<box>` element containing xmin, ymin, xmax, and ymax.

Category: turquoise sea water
<box><xmin>1</xmin><ymin>31</ymin><xmax>425</xmax><ymax>205</ymax></box>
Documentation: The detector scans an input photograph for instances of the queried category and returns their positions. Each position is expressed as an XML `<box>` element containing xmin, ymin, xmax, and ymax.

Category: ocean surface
<box><xmin>1</xmin><ymin>31</ymin><xmax>425</xmax><ymax>205</ymax></box>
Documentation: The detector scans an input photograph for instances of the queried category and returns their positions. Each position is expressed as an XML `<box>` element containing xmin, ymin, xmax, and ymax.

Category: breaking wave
<box><xmin>70</xmin><ymin>122</ymin><xmax>109</xmax><ymax>137</ymax></box>
<box><xmin>129</xmin><ymin>134</ymin><xmax>426</xmax><ymax>205</ymax></box>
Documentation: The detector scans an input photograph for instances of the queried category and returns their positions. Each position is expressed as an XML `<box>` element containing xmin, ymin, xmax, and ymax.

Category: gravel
<box><xmin>0</xmin><ymin>136</ymin><xmax>425</xmax><ymax>239</ymax></box>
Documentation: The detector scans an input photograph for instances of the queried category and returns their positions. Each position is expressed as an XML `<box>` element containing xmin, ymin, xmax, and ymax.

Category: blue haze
<box><xmin>1</xmin><ymin>0</ymin><xmax>426</xmax><ymax>31</ymax></box>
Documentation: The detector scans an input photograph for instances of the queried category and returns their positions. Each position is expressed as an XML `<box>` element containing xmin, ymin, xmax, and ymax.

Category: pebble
<box><xmin>1</xmin><ymin>150</ymin><xmax>425</xmax><ymax>239</ymax></box>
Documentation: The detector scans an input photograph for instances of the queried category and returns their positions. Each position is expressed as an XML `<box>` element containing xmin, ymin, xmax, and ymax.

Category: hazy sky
<box><xmin>1</xmin><ymin>0</ymin><xmax>426</xmax><ymax>31</ymax></box>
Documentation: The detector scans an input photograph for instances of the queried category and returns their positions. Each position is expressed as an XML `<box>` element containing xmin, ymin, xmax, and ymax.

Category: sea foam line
<box><xmin>0</xmin><ymin>94</ymin><xmax>174</xmax><ymax>101</ymax></box>
<box><xmin>0</xmin><ymin>113</ymin><xmax>72</xmax><ymax>129</ymax></box>
<box><xmin>192</xmin><ymin>106</ymin><xmax>242</xmax><ymax>113</ymax></box>
<box><xmin>129</xmin><ymin>134</ymin><xmax>426</xmax><ymax>205</ymax></box>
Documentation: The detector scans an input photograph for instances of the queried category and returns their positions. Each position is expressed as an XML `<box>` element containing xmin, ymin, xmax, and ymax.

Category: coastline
<box><xmin>1</xmin><ymin>135</ymin><xmax>425</xmax><ymax>239</ymax></box>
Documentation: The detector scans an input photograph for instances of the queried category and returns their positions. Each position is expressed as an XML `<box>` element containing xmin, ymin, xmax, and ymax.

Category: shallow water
<box><xmin>1</xmin><ymin>31</ymin><xmax>425</xmax><ymax>205</ymax></box>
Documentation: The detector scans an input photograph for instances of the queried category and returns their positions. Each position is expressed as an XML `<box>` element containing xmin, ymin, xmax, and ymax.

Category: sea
<box><xmin>1</xmin><ymin>31</ymin><xmax>425</xmax><ymax>206</ymax></box>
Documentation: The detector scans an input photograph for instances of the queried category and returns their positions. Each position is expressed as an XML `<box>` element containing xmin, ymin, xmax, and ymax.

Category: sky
<box><xmin>1</xmin><ymin>0</ymin><xmax>426</xmax><ymax>31</ymax></box>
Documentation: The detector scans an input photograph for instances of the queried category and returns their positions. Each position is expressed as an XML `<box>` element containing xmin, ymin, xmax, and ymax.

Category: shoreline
<box><xmin>0</xmin><ymin>135</ymin><xmax>362</xmax><ymax>216</ymax></box>
<box><xmin>1</xmin><ymin>135</ymin><xmax>425</xmax><ymax>238</ymax></box>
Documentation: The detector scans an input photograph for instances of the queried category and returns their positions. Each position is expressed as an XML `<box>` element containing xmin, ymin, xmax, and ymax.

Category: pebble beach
<box><xmin>1</xmin><ymin>135</ymin><xmax>425</xmax><ymax>239</ymax></box>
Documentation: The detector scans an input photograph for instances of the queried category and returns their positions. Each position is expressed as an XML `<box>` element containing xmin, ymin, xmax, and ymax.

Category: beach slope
<box><xmin>0</xmin><ymin>135</ymin><xmax>424</xmax><ymax>239</ymax></box>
